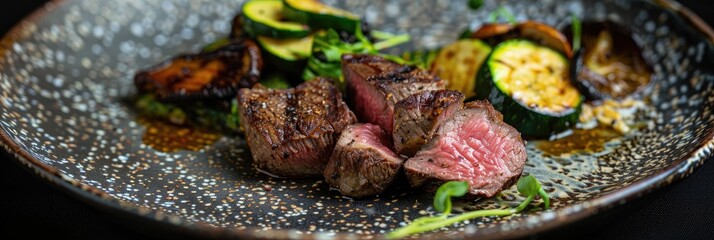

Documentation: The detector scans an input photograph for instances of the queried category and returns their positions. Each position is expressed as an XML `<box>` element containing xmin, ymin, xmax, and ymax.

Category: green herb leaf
<box><xmin>258</xmin><ymin>74</ymin><xmax>291</xmax><ymax>89</ymax></box>
<box><xmin>373</xmin><ymin>34</ymin><xmax>410</xmax><ymax>50</ymax></box>
<box><xmin>326</xmin><ymin>29</ymin><xmax>341</xmax><ymax>45</ymax></box>
<box><xmin>459</xmin><ymin>28</ymin><xmax>474</xmax><ymax>39</ymax></box>
<box><xmin>571</xmin><ymin>14</ymin><xmax>582</xmax><ymax>52</ymax></box>
<box><xmin>400</xmin><ymin>48</ymin><xmax>440</xmax><ymax>69</ymax></box>
<box><xmin>517</xmin><ymin>175</ymin><xmax>541</xmax><ymax>197</ymax></box>
<box><xmin>202</xmin><ymin>38</ymin><xmax>231</xmax><ymax>52</ymax></box>
<box><xmin>433</xmin><ymin>181</ymin><xmax>469</xmax><ymax>214</ymax></box>
<box><xmin>225</xmin><ymin>99</ymin><xmax>241</xmax><ymax>132</ymax></box>
<box><xmin>388</xmin><ymin>175</ymin><xmax>550</xmax><ymax>239</ymax></box>
<box><xmin>301</xmin><ymin>23</ymin><xmax>411</xmax><ymax>91</ymax></box>
<box><xmin>538</xmin><ymin>187</ymin><xmax>551</xmax><ymax>210</ymax></box>
<box><xmin>468</xmin><ymin>0</ymin><xmax>484</xmax><ymax>10</ymax></box>
<box><xmin>371</xmin><ymin>30</ymin><xmax>397</xmax><ymax>40</ymax></box>
<box><xmin>487</xmin><ymin>7</ymin><xmax>516</xmax><ymax>24</ymax></box>
<box><xmin>322</xmin><ymin>47</ymin><xmax>343</xmax><ymax>62</ymax></box>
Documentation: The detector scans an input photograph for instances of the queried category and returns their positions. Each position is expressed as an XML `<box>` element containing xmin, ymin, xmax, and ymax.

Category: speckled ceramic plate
<box><xmin>1</xmin><ymin>0</ymin><xmax>713</xmax><ymax>239</ymax></box>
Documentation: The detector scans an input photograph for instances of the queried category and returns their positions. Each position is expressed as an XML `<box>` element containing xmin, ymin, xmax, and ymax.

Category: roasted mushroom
<box><xmin>470</xmin><ymin>21</ymin><xmax>573</xmax><ymax>58</ymax></box>
<box><xmin>230</xmin><ymin>13</ymin><xmax>247</xmax><ymax>39</ymax></box>
<box><xmin>564</xmin><ymin>20</ymin><xmax>653</xmax><ymax>100</ymax></box>
<box><xmin>134</xmin><ymin>39</ymin><xmax>263</xmax><ymax>102</ymax></box>
<box><xmin>469</xmin><ymin>23</ymin><xmax>515</xmax><ymax>44</ymax></box>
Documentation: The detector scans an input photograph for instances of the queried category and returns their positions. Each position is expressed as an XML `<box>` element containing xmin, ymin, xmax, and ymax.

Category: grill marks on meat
<box><xmin>238</xmin><ymin>78</ymin><xmax>356</xmax><ymax>177</ymax></box>
<box><xmin>135</xmin><ymin>40</ymin><xmax>262</xmax><ymax>102</ymax></box>
<box><xmin>393</xmin><ymin>90</ymin><xmax>464</xmax><ymax>157</ymax></box>
<box><xmin>404</xmin><ymin>101</ymin><xmax>527</xmax><ymax>198</ymax></box>
<box><xmin>324</xmin><ymin>124</ymin><xmax>403</xmax><ymax>197</ymax></box>
<box><xmin>342</xmin><ymin>54</ymin><xmax>446</xmax><ymax>134</ymax></box>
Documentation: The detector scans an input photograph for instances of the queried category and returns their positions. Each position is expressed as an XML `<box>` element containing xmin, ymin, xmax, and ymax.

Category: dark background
<box><xmin>1</xmin><ymin>0</ymin><xmax>713</xmax><ymax>239</ymax></box>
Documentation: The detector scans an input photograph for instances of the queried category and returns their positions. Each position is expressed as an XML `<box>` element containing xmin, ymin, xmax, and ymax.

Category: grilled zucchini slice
<box><xmin>476</xmin><ymin>39</ymin><xmax>582</xmax><ymax>138</ymax></box>
<box><xmin>242</xmin><ymin>0</ymin><xmax>310</xmax><ymax>39</ymax></box>
<box><xmin>256</xmin><ymin>34</ymin><xmax>314</xmax><ymax>76</ymax></box>
<box><xmin>282</xmin><ymin>0</ymin><xmax>360</xmax><ymax>32</ymax></box>
<box><xmin>430</xmin><ymin>39</ymin><xmax>492</xmax><ymax>98</ymax></box>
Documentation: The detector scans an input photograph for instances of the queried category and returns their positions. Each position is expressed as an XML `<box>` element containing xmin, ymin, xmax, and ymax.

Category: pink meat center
<box><xmin>419</xmin><ymin>115</ymin><xmax>515</xmax><ymax>189</ymax></box>
<box><xmin>351</xmin><ymin>78</ymin><xmax>394</xmax><ymax>134</ymax></box>
<box><xmin>350</xmin><ymin>124</ymin><xmax>397</xmax><ymax>158</ymax></box>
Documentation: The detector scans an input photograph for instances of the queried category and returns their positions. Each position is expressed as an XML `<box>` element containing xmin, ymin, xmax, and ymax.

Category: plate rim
<box><xmin>0</xmin><ymin>0</ymin><xmax>713</xmax><ymax>239</ymax></box>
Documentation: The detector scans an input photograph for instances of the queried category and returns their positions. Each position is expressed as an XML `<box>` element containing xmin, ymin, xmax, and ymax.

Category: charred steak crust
<box><xmin>341</xmin><ymin>54</ymin><xmax>446</xmax><ymax>134</ymax></box>
<box><xmin>324</xmin><ymin>124</ymin><xmax>403</xmax><ymax>198</ymax></box>
<box><xmin>135</xmin><ymin>40</ymin><xmax>262</xmax><ymax>102</ymax></box>
<box><xmin>404</xmin><ymin>100</ymin><xmax>527</xmax><ymax>198</ymax></box>
<box><xmin>393</xmin><ymin>90</ymin><xmax>465</xmax><ymax>157</ymax></box>
<box><xmin>238</xmin><ymin>78</ymin><xmax>356</xmax><ymax>177</ymax></box>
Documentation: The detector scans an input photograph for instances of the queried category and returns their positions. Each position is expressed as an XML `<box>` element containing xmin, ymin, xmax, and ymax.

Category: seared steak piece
<box><xmin>238</xmin><ymin>78</ymin><xmax>356</xmax><ymax>177</ymax></box>
<box><xmin>324</xmin><ymin>124</ymin><xmax>403</xmax><ymax>197</ymax></box>
<box><xmin>393</xmin><ymin>90</ymin><xmax>464</xmax><ymax>157</ymax></box>
<box><xmin>342</xmin><ymin>54</ymin><xmax>446</xmax><ymax>134</ymax></box>
<box><xmin>404</xmin><ymin>101</ymin><xmax>527</xmax><ymax>197</ymax></box>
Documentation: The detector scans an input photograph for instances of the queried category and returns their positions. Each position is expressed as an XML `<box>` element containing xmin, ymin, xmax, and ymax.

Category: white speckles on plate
<box><xmin>0</xmin><ymin>0</ymin><xmax>713</xmax><ymax>239</ymax></box>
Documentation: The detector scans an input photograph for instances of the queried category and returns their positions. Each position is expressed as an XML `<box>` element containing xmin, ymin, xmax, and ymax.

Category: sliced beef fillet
<box><xmin>341</xmin><ymin>54</ymin><xmax>446</xmax><ymax>134</ymax></box>
<box><xmin>404</xmin><ymin>101</ymin><xmax>527</xmax><ymax>197</ymax></box>
<box><xmin>238</xmin><ymin>78</ymin><xmax>356</xmax><ymax>177</ymax></box>
<box><xmin>393</xmin><ymin>90</ymin><xmax>464</xmax><ymax>157</ymax></box>
<box><xmin>324</xmin><ymin>124</ymin><xmax>403</xmax><ymax>198</ymax></box>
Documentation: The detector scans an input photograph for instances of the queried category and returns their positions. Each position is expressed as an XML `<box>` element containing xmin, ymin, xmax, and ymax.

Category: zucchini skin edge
<box><xmin>282</xmin><ymin>2</ymin><xmax>359</xmax><ymax>33</ymax></box>
<box><xmin>475</xmin><ymin>60</ymin><xmax>582</xmax><ymax>139</ymax></box>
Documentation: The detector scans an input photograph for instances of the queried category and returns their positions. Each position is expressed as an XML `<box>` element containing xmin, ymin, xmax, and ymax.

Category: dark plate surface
<box><xmin>0</xmin><ymin>0</ymin><xmax>713</xmax><ymax>239</ymax></box>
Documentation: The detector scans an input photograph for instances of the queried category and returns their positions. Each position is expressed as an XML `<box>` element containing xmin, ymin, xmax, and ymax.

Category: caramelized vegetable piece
<box><xmin>470</xmin><ymin>23</ymin><xmax>515</xmax><ymax>43</ymax></box>
<box><xmin>565</xmin><ymin>21</ymin><xmax>652</xmax><ymax>100</ymax></box>
<box><xmin>430</xmin><ymin>39</ymin><xmax>491</xmax><ymax>98</ymax></box>
<box><xmin>282</xmin><ymin>0</ymin><xmax>360</xmax><ymax>32</ymax></box>
<box><xmin>135</xmin><ymin>40</ymin><xmax>263</xmax><ymax>101</ymax></box>
<box><xmin>475</xmin><ymin>39</ymin><xmax>582</xmax><ymax>138</ymax></box>
<box><xmin>470</xmin><ymin>21</ymin><xmax>573</xmax><ymax>58</ymax></box>
<box><xmin>242</xmin><ymin>0</ymin><xmax>310</xmax><ymax>39</ymax></box>
<box><xmin>517</xmin><ymin>21</ymin><xmax>573</xmax><ymax>58</ymax></box>
<box><xmin>230</xmin><ymin>13</ymin><xmax>246</xmax><ymax>39</ymax></box>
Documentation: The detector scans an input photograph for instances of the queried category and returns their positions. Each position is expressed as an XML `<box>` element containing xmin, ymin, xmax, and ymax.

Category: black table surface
<box><xmin>2</xmin><ymin>1</ymin><xmax>713</xmax><ymax>239</ymax></box>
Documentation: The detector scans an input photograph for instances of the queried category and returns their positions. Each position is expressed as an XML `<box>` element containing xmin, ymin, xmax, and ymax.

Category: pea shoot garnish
<box><xmin>387</xmin><ymin>175</ymin><xmax>550</xmax><ymax>239</ymax></box>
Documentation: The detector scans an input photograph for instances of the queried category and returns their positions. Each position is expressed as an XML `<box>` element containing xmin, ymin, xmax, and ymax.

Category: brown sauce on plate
<box><xmin>536</xmin><ymin>127</ymin><xmax>621</xmax><ymax>156</ymax></box>
<box><xmin>138</xmin><ymin>117</ymin><xmax>220</xmax><ymax>152</ymax></box>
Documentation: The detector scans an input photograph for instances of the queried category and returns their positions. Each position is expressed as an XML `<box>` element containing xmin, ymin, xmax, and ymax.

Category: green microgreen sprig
<box><xmin>387</xmin><ymin>175</ymin><xmax>550</xmax><ymax>239</ymax></box>
<box><xmin>302</xmin><ymin>24</ymin><xmax>411</xmax><ymax>89</ymax></box>
<box><xmin>571</xmin><ymin>15</ymin><xmax>582</xmax><ymax>53</ymax></box>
